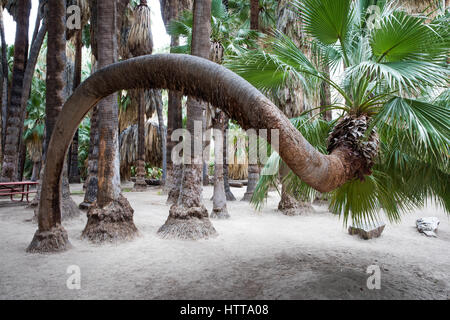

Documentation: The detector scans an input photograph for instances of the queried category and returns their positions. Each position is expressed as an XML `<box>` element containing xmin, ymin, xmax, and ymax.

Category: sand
<box><xmin>0</xmin><ymin>184</ymin><xmax>449</xmax><ymax>300</ymax></box>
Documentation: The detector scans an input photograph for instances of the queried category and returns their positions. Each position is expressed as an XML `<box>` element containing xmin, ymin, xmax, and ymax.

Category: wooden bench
<box><xmin>0</xmin><ymin>181</ymin><xmax>39</xmax><ymax>203</ymax></box>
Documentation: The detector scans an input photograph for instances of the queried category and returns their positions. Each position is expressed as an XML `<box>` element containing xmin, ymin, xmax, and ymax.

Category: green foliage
<box><xmin>241</xmin><ymin>0</ymin><xmax>450</xmax><ymax>224</ymax></box>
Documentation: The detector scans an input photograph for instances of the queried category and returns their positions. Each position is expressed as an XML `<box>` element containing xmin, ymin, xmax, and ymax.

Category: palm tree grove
<box><xmin>0</xmin><ymin>0</ymin><xmax>448</xmax><ymax>303</ymax></box>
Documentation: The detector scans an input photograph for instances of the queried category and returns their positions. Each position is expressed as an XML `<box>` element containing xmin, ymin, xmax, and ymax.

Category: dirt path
<box><xmin>0</xmin><ymin>185</ymin><xmax>448</xmax><ymax>300</ymax></box>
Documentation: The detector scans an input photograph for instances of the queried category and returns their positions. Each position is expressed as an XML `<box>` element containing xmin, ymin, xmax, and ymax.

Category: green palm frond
<box><xmin>292</xmin><ymin>0</ymin><xmax>354</xmax><ymax>46</ymax></box>
<box><xmin>374</xmin><ymin>97</ymin><xmax>449</xmax><ymax>170</ymax></box>
<box><xmin>370</xmin><ymin>11</ymin><xmax>449</xmax><ymax>63</ymax></box>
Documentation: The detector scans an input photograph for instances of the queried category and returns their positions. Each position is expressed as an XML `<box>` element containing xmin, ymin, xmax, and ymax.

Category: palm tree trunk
<box><xmin>0</xmin><ymin>5</ymin><xmax>8</xmax><ymax>161</ymax></box>
<box><xmin>242</xmin><ymin>0</ymin><xmax>261</xmax><ymax>201</ymax></box>
<box><xmin>161</xmin><ymin>0</ymin><xmax>189</xmax><ymax>200</ymax></box>
<box><xmin>81</xmin><ymin>0</ymin><xmax>138</xmax><ymax>243</ymax></box>
<box><xmin>223</xmin><ymin>116</ymin><xmax>235</xmax><ymax>201</ymax></box>
<box><xmin>16</xmin><ymin>14</ymin><xmax>47</xmax><ymax>182</ymax></box>
<box><xmin>27</xmin><ymin>0</ymin><xmax>71</xmax><ymax>252</ymax></box>
<box><xmin>155</xmin><ymin>93</ymin><xmax>167</xmax><ymax>184</ymax></box>
<box><xmin>165</xmin><ymin>89</ymin><xmax>183</xmax><ymax>203</ymax></box>
<box><xmin>68</xmin><ymin>31</ymin><xmax>83</xmax><ymax>183</ymax></box>
<box><xmin>79</xmin><ymin>105</ymin><xmax>99</xmax><ymax>210</ymax></box>
<box><xmin>133</xmin><ymin>91</ymin><xmax>147</xmax><ymax>191</ymax></box>
<box><xmin>158</xmin><ymin>0</ymin><xmax>217</xmax><ymax>240</ymax></box>
<box><xmin>250</xmin><ymin>0</ymin><xmax>259</xmax><ymax>30</ymax></box>
<box><xmin>210</xmin><ymin>111</ymin><xmax>229</xmax><ymax>219</ymax></box>
<box><xmin>0</xmin><ymin>0</ymin><xmax>30</xmax><ymax>182</ymax></box>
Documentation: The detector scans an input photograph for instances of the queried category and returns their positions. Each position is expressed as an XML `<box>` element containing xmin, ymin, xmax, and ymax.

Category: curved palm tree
<box><xmin>24</xmin><ymin>52</ymin><xmax>411</xmax><ymax>252</ymax></box>
<box><xmin>226</xmin><ymin>0</ymin><xmax>449</xmax><ymax>224</ymax></box>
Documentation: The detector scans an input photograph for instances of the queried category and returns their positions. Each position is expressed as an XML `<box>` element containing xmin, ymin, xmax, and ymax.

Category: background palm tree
<box><xmin>0</xmin><ymin>2</ymin><xmax>9</xmax><ymax>160</ymax></box>
<box><xmin>158</xmin><ymin>0</ymin><xmax>217</xmax><ymax>240</ymax></box>
<box><xmin>127</xmin><ymin>0</ymin><xmax>153</xmax><ymax>191</ymax></box>
<box><xmin>160</xmin><ymin>0</ymin><xmax>193</xmax><ymax>203</ymax></box>
<box><xmin>82</xmin><ymin>0</ymin><xmax>138</xmax><ymax>243</ymax></box>
<box><xmin>0</xmin><ymin>0</ymin><xmax>30</xmax><ymax>181</ymax></box>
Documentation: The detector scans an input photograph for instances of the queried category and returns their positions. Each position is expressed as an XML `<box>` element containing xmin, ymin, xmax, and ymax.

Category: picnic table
<box><xmin>0</xmin><ymin>181</ymin><xmax>39</xmax><ymax>203</ymax></box>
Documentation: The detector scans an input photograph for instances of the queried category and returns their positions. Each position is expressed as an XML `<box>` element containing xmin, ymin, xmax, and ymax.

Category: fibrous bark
<box><xmin>210</xmin><ymin>111</ymin><xmax>229</xmax><ymax>219</ymax></box>
<box><xmin>82</xmin><ymin>0</ymin><xmax>138</xmax><ymax>243</ymax></box>
<box><xmin>1</xmin><ymin>0</ymin><xmax>30</xmax><ymax>181</ymax></box>
<box><xmin>223</xmin><ymin>117</ymin><xmax>235</xmax><ymax>201</ymax></box>
<box><xmin>27</xmin><ymin>0</ymin><xmax>70</xmax><ymax>253</ymax></box>
<box><xmin>79</xmin><ymin>106</ymin><xmax>99</xmax><ymax>210</ymax></box>
<box><xmin>0</xmin><ymin>4</ymin><xmax>8</xmax><ymax>159</ymax></box>
<box><xmin>159</xmin><ymin>0</ymin><xmax>217</xmax><ymax>240</ymax></box>
<box><xmin>81</xmin><ymin>194</ymin><xmax>138</xmax><ymax>242</ymax></box>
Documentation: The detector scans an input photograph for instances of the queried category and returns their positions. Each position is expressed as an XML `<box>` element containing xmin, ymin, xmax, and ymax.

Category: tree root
<box><xmin>82</xmin><ymin>194</ymin><xmax>138</xmax><ymax>243</ymax></box>
<box><xmin>27</xmin><ymin>225</ymin><xmax>71</xmax><ymax>253</ymax></box>
<box><xmin>158</xmin><ymin>205</ymin><xmax>217</xmax><ymax>240</ymax></box>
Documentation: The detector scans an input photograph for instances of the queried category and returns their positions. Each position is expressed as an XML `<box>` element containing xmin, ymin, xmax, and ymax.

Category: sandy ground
<box><xmin>0</xmin><ymin>184</ymin><xmax>449</xmax><ymax>300</ymax></box>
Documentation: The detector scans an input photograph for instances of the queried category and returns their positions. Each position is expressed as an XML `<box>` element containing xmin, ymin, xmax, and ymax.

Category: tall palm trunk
<box><xmin>82</xmin><ymin>0</ymin><xmax>138</xmax><ymax>243</ymax></box>
<box><xmin>0</xmin><ymin>4</ymin><xmax>8</xmax><ymax>161</ymax></box>
<box><xmin>27</xmin><ymin>0</ymin><xmax>71</xmax><ymax>252</ymax></box>
<box><xmin>1</xmin><ymin>0</ymin><xmax>30</xmax><ymax>182</ymax></box>
<box><xmin>242</xmin><ymin>0</ymin><xmax>260</xmax><ymax>201</ymax></box>
<box><xmin>68</xmin><ymin>31</ymin><xmax>83</xmax><ymax>183</ymax></box>
<box><xmin>223</xmin><ymin>116</ymin><xmax>235</xmax><ymax>200</ymax></box>
<box><xmin>17</xmin><ymin>13</ymin><xmax>47</xmax><ymax>183</ymax></box>
<box><xmin>210</xmin><ymin>110</ymin><xmax>229</xmax><ymax>219</ymax></box>
<box><xmin>250</xmin><ymin>0</ymin><xmax>259</xmax><ymax>30</ymax></box>
<box><xmin>158</xmin><ymin>0</ymin><xmax>217</xmax><ymax>240</ymax></box>
<box><xmin>161</xmin><ymin>0</ymin><xmax>192</xmax><ymax>200</ymax></box>
<box><xmin>133</xmin><ymin>90</ymin><xmax>147</xmax><ymax>190</ymax></box>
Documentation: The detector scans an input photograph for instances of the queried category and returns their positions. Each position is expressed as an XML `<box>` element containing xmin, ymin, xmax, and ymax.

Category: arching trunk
<box><xmin>158</xmin><ymin>0</ymin><xmax>216</xmax><ymax>240</ymax></box>
<box><xmin>1</xmin><ymin>0</ymin><xmax>30</xmax><ymax>181</ymax></box>
<box><xmin>210</xmin><ymin>111</ymin><xmax>229</xmax><ymax>219</ymax></box>
<box><xmin>81</xmin><ymin>0</ymin><xmax>138</xmax><ymax>244</ymax></box>
<box><xmin>27</xmin><ymin>53</ymin><xmax>372</xmax><ymax>253</ymax></box>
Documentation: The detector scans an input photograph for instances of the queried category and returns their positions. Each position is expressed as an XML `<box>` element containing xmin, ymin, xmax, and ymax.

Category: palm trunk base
<box><xmin>26</xmin><ymin>225</ymin><xmax>71</xmax><ymax>253</ymax></box>
<box><xmin>210</xmin><ymin>207</ymin><xmax>230</xmax><ymax>220</ymax></box>
<box><xmin>61</xmin><ymin>196</ymin><xmax>82</xmax><ymax>220</ymax></box>
<box><xmin>226</xmin><ymin>191</ymin><xmax>236</xmax><ymax>201</ymax></box>
<box><xmin>82</xmin><ymin>194</ymin><xmax>138</xmax><ymax>243</ymax></box>
<box><xmin>157</xmin><ymin>205</ymin><xmax>217</xmax><ymax>240</ymax></box>
<box><xmin>133</xmin><ymin>160</ymin><xmax>147</xmax><ymax>192</ymax></box>
<box><xmin>79</xmin><ymin>175</ymin><xmax>98</xmax><ymax>210</ymax></box>
<box><xmin>166</xmin><ymin>164</ymin><xmax>182</xmax><ymax>205</ymax></box>
<box><xmin>278</xmin><ymin>192</ymin><xmax>315</xmax><ymax>216</ymax></box>
<box><xmin>241</xmin><ymin>191</ymin><xmax>254</xmax><ymax>202</ymax></box>
<box><xmin>132</xmin><ymin>178</ymin><xmax>147</xmax><ymax>192</ymax></box>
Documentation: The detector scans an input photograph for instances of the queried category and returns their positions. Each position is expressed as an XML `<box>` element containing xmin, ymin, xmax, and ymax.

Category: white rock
<box><xmin>416</xmin><ymin>217</ymin><xmax>440</xmax><ymax>237</ymax></box>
